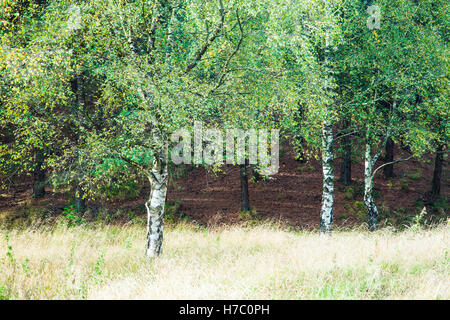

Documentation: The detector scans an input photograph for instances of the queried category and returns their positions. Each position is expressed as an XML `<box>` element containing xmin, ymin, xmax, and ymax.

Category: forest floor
<box><xmin>0</xmin><ymin>221</ymin><xmax>448</xmax><ymax>299</ymax></box>
<box><xmin>0</xmin><ymin>145</ymin><xmax>448</xmax><ymax>229</ymax></box>
<box><xmin>165</xmin><ymin>145</ymin><xmax>448</xmax><ymax>228</ymax></box>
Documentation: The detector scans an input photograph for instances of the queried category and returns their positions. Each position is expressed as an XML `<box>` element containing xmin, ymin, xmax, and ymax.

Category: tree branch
<box><xmin>371</xmin><ymin>102</ymin><xmax>396</xmax><ymax>167</ymax></box>
<box><xmin>333</xmin><ymin>129</ymin><xmax>360</xmax><ymax>141</ymax></box>
<box><xmin>185</xmin><ymin>0</ymin><xmax>225</xmax><ymax>74</ymax></box>
<box><xmin>209</xmin><ymin>8</ymin><xmax>244</xmax><ymax>96</ymax></box>
<box><xmin>371</xmin><ymin>155</ymin><xmax>414</xmax><ymax>180</ymax></box>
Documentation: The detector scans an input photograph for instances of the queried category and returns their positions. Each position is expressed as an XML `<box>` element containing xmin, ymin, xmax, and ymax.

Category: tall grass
<box><xmin>0</xmin><ymin>220</ymin><xmax>448</xmax><ymax>299</ymax></box>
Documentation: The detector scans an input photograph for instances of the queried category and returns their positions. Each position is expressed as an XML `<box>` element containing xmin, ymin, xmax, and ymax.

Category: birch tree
<box><xmin>0</xmin><ymin>0</ymin><xmax>59</xmax><ymax>195</ymax></box>
<box><xmin>338</xmin><ymin>0</ymin><xmax>447</xmax><ymax>230</ymax></box>
<box><xmin>59</xmin><ymin>0</ymin><xmax>273</xmax><ymax>257</ymax></box>
<box><xmin>267</xmin><ymin>0</ymin><xmax>345</xmax><ymax>233</ymax></box>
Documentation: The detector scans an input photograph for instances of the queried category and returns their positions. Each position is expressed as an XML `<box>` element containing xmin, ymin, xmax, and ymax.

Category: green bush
<box><xmin>400</xmin><ymin>183</ymin><xmax>409</xmax><ymax>191</ymax></box>
<box><xmin>406</xmin><ymin>168</ymin><xmax>422</xmax><ymax>180</ymax></box>
<box><xmin>344</xmin><ymin>187</ymin><xmax>355</xmax><ymax>200</ymax></box>
<box><xmin>0</xmin><ymin>285</ymin><xmax>10</xmax><ymax>300</ymax></box>
<box><xmin>345</xmin><ymin>201</ymin><xmax>367</xmax><ymax>221</ymax></box>
<box><xmin>63</xmin><ymin>205</ymin><xmax>86</xmax><ymax>227</ymax></box>
<box><xmin>164</xmin><ymin>201</ymin><xmax>186</xmax><ymax>224</ymax></box>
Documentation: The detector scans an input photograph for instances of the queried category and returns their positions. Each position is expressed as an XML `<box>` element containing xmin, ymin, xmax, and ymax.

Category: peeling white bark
<box><xmin>320</xmin><ymin>6</ymin><xmax>335</xmax><ymax>234</ymax></box>
<box><xmin>320</xmin><ymin>121</ymin><xmax>334</xmax><ymax>234</ymax></box>
<box><xmin>364</xmin><ymin>144</ymin><xmax>378</xmax><ymax>231</ymax></box>
<box><xmin>145</xmin><ymin>147</ymin><xmax>168</xmax><ymax>258</ymax></box>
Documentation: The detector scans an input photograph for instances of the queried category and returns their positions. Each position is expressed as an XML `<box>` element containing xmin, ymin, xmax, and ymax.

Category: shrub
<box><xmin>406</xmin><ymin>168</ymin><xmax>422</xmax><ymax>180</ymax></box>
<box><xmin>63</xmin><ymin>205</ymin><xmax>86</xmax><ymax>227</ymax></box>
<box><xmin>344</xmin><ymin>187</ymin><xmax>355</xmax><ymax>200</ymax></box>
<box><xmin>400</xmin><ymin>183</ymin><xmax>410</xmax><ymax>191</ymax></box>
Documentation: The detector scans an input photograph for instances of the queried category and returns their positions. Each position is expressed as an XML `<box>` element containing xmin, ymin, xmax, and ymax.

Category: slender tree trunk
<box><xmin>383</xmin><ymin>137</ymin><xmax>394</xmax><ymax>178</ymax></box>
<box><xmin>295</xmin><ymin>102</ymin><xmax>306</xmax><ymax>164</ymax></box>
<box><xmin>320</xmin><ymin>121</ymin><xmax>334</xmax><ymax>234</ymax></box>
<box><xmin>320</xmin><ymin>2</ymin><xmax>340</xmax><ymax>235</ymax></box>
<box><xmin>339</xmin><ymin>123</ymin><xmax>352</xmax><ymax>186</ymax></box>
<box><xmin>319</xmin><ymin>4</ymin><xmax>335</xmax><ymax>234</ymax></box>
<box><xmin>431</xmin><ymin>144</ymin><xmax>444</xmax><ymax>199</ymax></box>
<box><xmin>146</xmin><ymin>147</ymin><xmax>169</xmax><ymax>258</ymax></box>
<box><xmin>364</xmin><ymin>144</ymin><xmax>378</xmax><ymax>231</ymax></box>
<box><xmin>33</xmin><ymin>149</ymin><xmax>46</xmax><ymax>198</ymax></box>
<box><xmin>240</xmin><ymin>164</ymin><xmax>250</xmax><ymax>211</ymax></box>
<box><xmin>71</xmin><ymin>73</ymin><xmax>86</xmax><ymax>214</ymax></box>
<box><xmin>75</xmin><ymin>183</ymin><xmax>86</xmax><ymax>213</ymax></box>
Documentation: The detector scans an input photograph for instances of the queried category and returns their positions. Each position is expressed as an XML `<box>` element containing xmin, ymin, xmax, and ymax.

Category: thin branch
<box><xmin>371</xmin><ymin>155</ymin><xmax>414</xmax><ymax>180</ymax></box>
<box><xmin>118</xmin><ymin>154</ymin><xmax>151</xmax><ymax>177</ymax></box>
<box><xmin>371</xmin><ymin>102</ymin><xmax>396</xmax><ymax>167</ymax></box>
<box><xmin>185</xmin><ymin>0</ymin><xmax>225</xmax><ymax>74</ymax></box>
<box><xmin>147</xmin><ymin>1</ymin><xmax>162</xmax><ymax>52</ymax></box>
<box><xmin>209</xmin><ymin>8</ymin><xmax>244</xmax><ymax>95</ymax></box>
<box><xmin>115</xmin><ymin>0</ymin><xmax>134</xmax><ymax>52</ymax></box>
<box><xmin>333</xmin><ymin>129</ymin><xmax>360</xmax><ymax>141</ymax></box>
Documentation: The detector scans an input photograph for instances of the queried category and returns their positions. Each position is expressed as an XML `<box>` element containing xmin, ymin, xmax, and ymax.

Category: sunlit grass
<box><xmin>0</xmin><ymin>220</ymin><xmax>448</xmax><ymax>299</ymax></box>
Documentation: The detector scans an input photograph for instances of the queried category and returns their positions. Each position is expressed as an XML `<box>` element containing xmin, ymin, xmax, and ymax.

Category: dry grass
<box><xmin>0</xmin><ymin>220</ymin><xmax>448</xmax><ymax>300</ymax></box>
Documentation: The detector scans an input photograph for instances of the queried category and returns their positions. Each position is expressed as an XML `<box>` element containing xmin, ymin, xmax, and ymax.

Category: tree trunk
<box><xmin>75</xmin><ymin>183</ymin><xmax>86</xmax><ymax>213</ymax></box>
<box><xmin>145</xmin><ymin>148</ymin><xmax>169</xmax><ymax>258</ymax></box>
<box><xmin>71</xmin><ymin>73</ymin><xmax>86</xmax><ymax>214</ymax></box>
<box><xmin>33</xmin><ymin>149</ymin><xmax>46</xmax><ymax>198</ymax></box>
<box><xmin>364</xmin><ymin>144</ymin><xmax>378</xmax><ymax>231</ymax></box>
<box><xmin>320</xmin><ymin>121</ymin><xmax>334</xmax><ymax>234</ymax></box>
<box><xmin>240</xmin><ymin>164</ymin><xmax>250</xmax><ymax>211</ymax></box>
<box><xmin>383</xmin><ymin>138</ymin><xmax>394</xmax><ymax>178</ymax></box>
<box><xmin>319</xmin><ymin>3</ymin><xmax>336</xmax><ymax>235</ymax></box>
<box><xmin>431</xmin><ymin>144</ymin><xmax>444</xmax><ymax>199</ymax></box>
<box><xmin>339</xmin><ymin>126</ymin><xmax>352</xmax><ymax>186</ymax></box>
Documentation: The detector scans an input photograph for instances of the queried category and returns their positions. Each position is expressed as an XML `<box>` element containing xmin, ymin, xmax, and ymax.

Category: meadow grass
<box><xmin>0</xmin><ymin>220</ymin><xmax>448</xmax><ymax>299</ymax></box>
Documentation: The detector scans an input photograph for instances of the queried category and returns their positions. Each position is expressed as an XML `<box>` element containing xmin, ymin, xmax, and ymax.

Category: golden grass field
<box><xmin>0</xmin><ymin>220</ymin><xmax>448</xmax><ymax>300</ymax></box>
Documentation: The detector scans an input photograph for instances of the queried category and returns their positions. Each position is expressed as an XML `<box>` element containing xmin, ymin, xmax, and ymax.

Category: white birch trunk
<box><xmin>364</xmin><ymin>144</ymin><xmax>378</xmax><ymax>231</ymax></box>
<box><xmin>320</xmin><ymin>9</ymin><xmax>335</xmax><ymax>234</ymax></box>
<box><xmin>145</xmin><ymin>147</ymin><xmax>168</xmax><ymax>258</ymax></box>
<box><xmin>320</xmin><ymin>120</ymin><xmax>334</xmax><ymax>234</ymax></box>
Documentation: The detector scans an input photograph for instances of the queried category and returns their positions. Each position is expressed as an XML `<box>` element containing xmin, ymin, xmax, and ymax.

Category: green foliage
<box><xmin>432</xmin><ymin>197</ymin><xmax>448</xmax><ymax>213</ymax></box>
<box><xmin>21</xmin><ymin>258</ymin><xmax>30</xmax><ymax>276</ymax></box>
<box><xmin>0</xmin><ymin>285</ymin><xmax>9</xmax><ymax>300</ymax></box>
<box><xmin>0</xmin><ymin>0</ymin><xmax>447</xmax><ymax>234</ymax></box>
<box><xmin>344</xmin><ymin>187</ymin><xmax>355</xmax><ymax>200</ymax></box>
<box><xmin>98</xmin><ymin>180</ymin><xmax>142</xmax><ymax>201</ymax></box>
<box><xmin>410</xmin><ymin>207</ymin><xmax>428</xmax><ymax>232</ymax></box>
<box><xmin>406</xmin><ymin>169</ymin><xmax>422</xmax><ymax>180</ymax></box>
<box><xmin>63</xmin><ymin>205</ymin><xmax>86</xmax><ymax>227</ymax></box>
<box><xmin>92</xmin><ymin>250</ymin><xmax>105</xmax><ymax>285</ymax></box>
<box><xmin>5</xmin><ymin>234</ymin><xmax>15</xmax><ymax>267</ymax></box>
<box><xmin>400</xmin><ymin>182</ymin><xmax>410</xmax><ymax>192</ymax></box>
<box><xmin>164</xmin><ymin>200</ymin><xmax>184</xmax><ymax>224</ymax></box>
<box><xmin>344</xmin><ymin>201</ymin><xmax>367</xmax><ymax>221</ymax></box>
